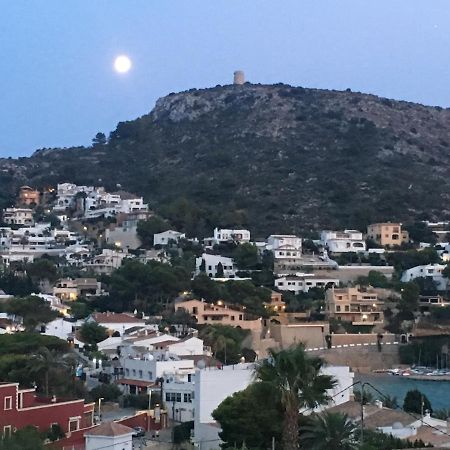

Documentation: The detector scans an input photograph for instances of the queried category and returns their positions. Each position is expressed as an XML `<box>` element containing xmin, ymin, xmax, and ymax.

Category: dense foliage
<box><xmin>403</xmin><ymin>389</ymin><xmax>433</xmax><ymax>414</ymax></box>
<box><xmin>212</xmin><ymin>383</ymin><xmax>283</xmax><ymax>449</ymax></box>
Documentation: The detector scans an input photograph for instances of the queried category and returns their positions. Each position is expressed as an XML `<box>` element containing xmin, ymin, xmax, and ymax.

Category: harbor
<box><xmin>356</xmin><ymin>372</ymin><xmax>450</xmax><ymax>410</ymax></box>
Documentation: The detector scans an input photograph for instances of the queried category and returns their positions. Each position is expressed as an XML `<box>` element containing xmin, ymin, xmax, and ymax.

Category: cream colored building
<box><xmin>53</xmin><ymin>278</ymin><xmax>102</xmax><ymax>301</ymax></box>
<box><xmin>175</xmin><ymin>299</ymin><xmax>261</xmax><ymax>331</ymax></box>
<box><xmin>367</xmin><ymin>223</ymin><xmax>409</xmax><ymax>247</ymax></box>
<box><xmin>325</xmin><ymin>286</ymin><xmax>384</xmax><ymax>326</ymax></box>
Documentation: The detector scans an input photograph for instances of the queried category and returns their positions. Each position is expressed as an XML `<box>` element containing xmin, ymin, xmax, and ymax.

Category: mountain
<box><xmin>1</xmin><ymin>83</ymin><xmax>450</xmax><ymax>237</ymax></box>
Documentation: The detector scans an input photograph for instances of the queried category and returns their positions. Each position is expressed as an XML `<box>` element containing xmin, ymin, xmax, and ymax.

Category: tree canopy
<box><xmin>2</xmin><ymin>296</ymin><xmax>58</xmax><ymax>331</ymax></box>
<box><xmin>212</xmin><ymin>383</ymin><xmax>283</xmax><ymax>449</ymax></box>
<box><xmin>79</xmin><ymin>322</ymin><xmax>109</xmax><ymax>344</ymax></box>
<box><xmin>403</xmin><ymin>389</ymin><xmax>433</xmax><ymax>414</ymax></box>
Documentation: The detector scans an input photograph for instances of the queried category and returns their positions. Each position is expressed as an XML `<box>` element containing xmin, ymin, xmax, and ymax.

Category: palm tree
<box><xmin>28</xmin><ymin>347</ymin><xmax>67</xmax><ymax>396</ymax></box>
<box><xmin>300</xmin><ymin>412</ymin><xmax>358</xmax><ymax>450</ymax></box>
<box><xmin>255</xmin><ymin>344</ymin><xmax>336</xmax><ymax>450</ymax></box>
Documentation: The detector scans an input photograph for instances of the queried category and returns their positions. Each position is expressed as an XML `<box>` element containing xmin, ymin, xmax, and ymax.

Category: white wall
<box><xmin>194</xmin><ymin>364</ymin><xmax>254</xmax><ymax>425</ymax></box>
<box><xmin>43</xmin><ymin>318</ymin><xmax>73</xmax><ymax>340</ymax></box>
<box><xmin>168</xmin><ymin>337</ymin><xmax>204</xmax><ymax>356</ymax></box>
<box><xmin>85</xmin><ymin>434</ymin><xmax>133</xmax><ymax>450</ymax></box>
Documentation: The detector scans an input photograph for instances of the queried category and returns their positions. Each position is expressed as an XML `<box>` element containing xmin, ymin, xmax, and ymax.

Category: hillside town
<box><xmin>1</xmin><ymin>183</ymin><xmax>450</xmax><ymax>448</ymax></box>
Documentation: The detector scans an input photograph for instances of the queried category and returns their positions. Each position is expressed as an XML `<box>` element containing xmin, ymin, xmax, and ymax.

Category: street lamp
<box><xmin>98</xmin><ymin>397</ymin><xmax>104</xmax><ymax>421</ymax></box>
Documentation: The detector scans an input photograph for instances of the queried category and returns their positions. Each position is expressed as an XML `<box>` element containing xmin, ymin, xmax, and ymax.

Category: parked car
<box><xmin>133</xmin><ymin>426</ymin><xmax>145</xmax><ymax>437</ymax></box>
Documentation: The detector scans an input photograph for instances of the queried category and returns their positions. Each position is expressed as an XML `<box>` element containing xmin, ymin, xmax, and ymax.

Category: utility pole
<box><xmin>360</xmin><ymin>382</ymin><xmax>367</xmax><ymax>446</ymax></box>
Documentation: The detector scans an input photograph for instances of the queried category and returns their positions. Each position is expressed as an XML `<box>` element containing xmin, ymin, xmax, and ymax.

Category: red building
<box><xmin>0</xmin><ymin>382</ymin><xmax>94</xmax><ymax>438</ymax></box>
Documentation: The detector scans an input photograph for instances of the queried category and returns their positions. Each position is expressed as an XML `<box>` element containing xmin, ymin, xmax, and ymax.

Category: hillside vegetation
<box><xmin>2</xmin><ymin>83</ymin><xmax>450</xmax><ymax>237</ymax></box>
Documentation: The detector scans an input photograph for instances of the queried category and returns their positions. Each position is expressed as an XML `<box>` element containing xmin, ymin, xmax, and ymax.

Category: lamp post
<box><xmin>148</xmin><ymin>388</ymin><xmax>152</xmax><ymax>410</ymax></box>
<box><xmin>98</xmin><ymin>397</ymin><xmax>104</xmax><ymax>421</ymax></box>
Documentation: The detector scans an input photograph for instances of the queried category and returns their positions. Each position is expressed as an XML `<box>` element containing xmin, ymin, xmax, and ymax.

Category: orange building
<box><xmin>18</xmin><ymin>186</ymin><xmax>40</xmax><ymax>206</ymax></box>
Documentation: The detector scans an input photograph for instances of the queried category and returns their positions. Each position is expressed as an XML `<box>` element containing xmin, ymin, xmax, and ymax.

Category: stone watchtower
<box><xmin>233</xmin><ymin>70</ymin><xmax>245</xmax><ymax>85</ymax></box>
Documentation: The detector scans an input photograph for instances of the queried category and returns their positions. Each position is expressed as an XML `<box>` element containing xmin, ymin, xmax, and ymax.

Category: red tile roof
<box><xmin>85</xmin><ymin>421</ymin><xmax>134</xmax><ymax>437</ymax></box>
<box><xmin>116</xmin><ymin>378</ymin><xmax>156</xmax><ymax>388</ymax></box>
<box><xmin>92</xmin><ymin>312</ymin><xmax>145</xmax><ymax>324</ymax></box>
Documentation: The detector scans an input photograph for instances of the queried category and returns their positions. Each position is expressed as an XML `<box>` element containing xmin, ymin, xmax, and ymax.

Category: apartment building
<box><xmin>175</xmin><ymin>299</ymin><xmax>262</xmax><ymax>331</ymax></box>
<box><xmin>325</xmin><ymin>286</ymin><xmax>384</xmax><ymax>326</ymax></box>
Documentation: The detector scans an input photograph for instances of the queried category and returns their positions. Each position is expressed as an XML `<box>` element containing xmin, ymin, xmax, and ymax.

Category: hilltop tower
<box><xmin>233</xmin><ymin>70</ymin><xmax>245</xmax><ymax>85</ymax></box>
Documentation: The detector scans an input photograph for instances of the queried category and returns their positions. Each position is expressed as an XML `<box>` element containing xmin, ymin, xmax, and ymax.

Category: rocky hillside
<box><xmin>2</xmin><ymin>83</ymin><xmax>450</xmax><ymax>237</ymax></box>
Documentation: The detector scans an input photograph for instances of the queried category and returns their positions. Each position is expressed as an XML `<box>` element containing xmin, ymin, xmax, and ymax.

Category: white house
<box><xmin>153</xmin><ymin>230</ymin><xmax>186</xmax><ymax>247</ymax></box>
<box><xmin>118</xmin><ymin>353</ymin><xmax>195</xmax><ymax>395</ymax></box>
<box><xmin>150</xmin><ymin>337</ymin><xmax>206</xmax><ymax>357</ymax></box>
<box><xmin>88</xmin><ymin>312</ymin><xmax>146</xmax><ymax>336</ymax></box>
<box><xmin>267</xmin><ymin>234</ymin><xmax>302</xmax><ymax>251</ymax></box>
<box><xmin>267</xmin><ymin>235</ymin><xmax>303</xmax><ymax>271</ymax></box>
<box><xmin>2</xmin><ymin>208</ymin><xmax>34</xmax><ymax>226</ymax></box>
<box><xmin>164</xmin><ymin>376</ymin><xmax>196</xmax><ymax>422</ymax></box>
<box><xmin>41</xmin><ymin>318</ymin><xmax>75</xmax><ymax>341</ymax></box>
<box><xmin>321</xmin><ymin>230</ymin><xmax>366</xmax><ymax>253</ymax></box>
<box><xmin>195</xmin><ymin>253</ymin><xmax>237</xmax><ymax>278</ymax></box>
<box><xmin>400</xmin><ymin>264</ymin><xmax>448</xmax><ymax>290</ymax></box>
<box><xmin>85</xmin><ymin>422</ymin><xmax>134</xmax><ymax>450</ymax></box>
<box><xmin>83</xmin><ymin>249</ymin><xmax>128</xmax><ymax>275</ymax></box>
<box><xmin>213</xmin><ymin>228</ymin><xmax>251</xmax><ymax>244</ymax></box>
<box><xmin>274</xmin><ymin>274</ymin><xmax>339</xmax><ymax>294</ymax></box>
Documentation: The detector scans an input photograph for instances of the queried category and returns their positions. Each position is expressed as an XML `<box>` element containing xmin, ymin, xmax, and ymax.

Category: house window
<box><xmin>345</xmin><ymin>305</ymin><xmax>350</xmax><ymax>312</ymax></box>
<box><xmin>4</xmin><ymin>396</ymin><xmax>12</xmax><ymax>411</ymax></box>
<box><xmin>184</xmin><ymin>393</ymin><xmax>192</xmax><ymax>403</ymax></box>
<box><xmin>148</xmin><ymin>371</ymin><xmax>153</xmax><ymax>380</ymax></box>
<box><xmin>139</xmin><ymin>370</ymin><xmax>143</xmax><ymax>378</ymax></box>
<box><xmin>3</xmin><ymin>426</ymin><xmax>12</xmax><ymax>439</ymax></box>
<box><xmin>125</xmin><ymin>369</ymin><xmax>130</xmax><ymax>376</ymax></box>
<box><xmin>68</xmin><ymin>418</ymin><xmax>79</xmax><ymax>432</ymax></box>
<box><xmin>132</xmin><ymin>369</ymin><xmax>136</xmax><ymax>376</ymax></box>
<box><xmin>176</xmin><ymin>393</ymin><xmax>182</xmax><ymax>402</ymax></box>
<box><xmin>187</xmin><ymin>374</ymin><xmax>192</xmax><ymax>382</ymax></box>
<box><xmin>336</xmin><ymin>305</ymin><xmax>341</xmax><ymax>312</ymax></box>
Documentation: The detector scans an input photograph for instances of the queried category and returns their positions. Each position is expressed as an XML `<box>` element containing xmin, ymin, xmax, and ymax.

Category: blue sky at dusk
<box><xmin>1</xmin><ymin>0</ymin><xmax>450</xmax><ymax>156</ymax></box>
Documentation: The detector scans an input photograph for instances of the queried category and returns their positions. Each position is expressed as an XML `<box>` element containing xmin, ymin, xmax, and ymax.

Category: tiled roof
<box><xmin>116</xmin><ymin>378</ymin><xmax>156</xmax><ymax>388</ymax></box>
<box><xmin>85</xmin><ymin>421</ymin><xmax>134</xmax><ymax>437</ymax></box>
<box><xmin>92</xmin><ymin>313</ymin><xmax>145</xmax><ymax>324</ymax></box>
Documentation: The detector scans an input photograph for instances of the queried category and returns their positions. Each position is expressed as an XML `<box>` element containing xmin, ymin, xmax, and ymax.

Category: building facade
<box><xmin>0</xmin><ymin>382</ymin><xmax>94</xmax><ymax>438</ymax></box>
<box><xmin>367</xmin><ymin>223</ymin><xmax>409</xmax><ymax>247</ymax></box>
<box><xmin>175</xmin><ymin>299</ymin><xmax>262</xmax><ymax>331</ymax></box>
<box><xmin>325</xmin><ymin>286</ymin><xmax>384</xmax><ymax>326</ymax></box>
<box><xmin>274</xmin><ymin>274</ymin><xmax>339</xmax><ymax>294</ymax></box>
<box><xmin>195</xmin><ymin>254</ymin><xmax>237</xmax><ymax>278</ymax></box>
<box><xmin>400</xmin><ymin>264</ymin><xmax>448</xmax><ymax>291</ymax></box>
<box><xmin>321</xmin><ymin>230</ymin><xmax>366</xmax><ymax>253</ymax></box>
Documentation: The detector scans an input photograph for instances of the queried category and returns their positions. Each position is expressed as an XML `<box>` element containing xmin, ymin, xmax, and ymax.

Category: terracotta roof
<box><xmin>414</xmin><ymin>425</ymin><xmax>450</xmax><ymax>447</ymax></box>
<box><xmin>116</xmin><ymin>378</ymin><xmax>156</xmax><ymax>388</ymax></box>
<box><xmin>92</xmin><ymin>313</ymin><xmax>145</xmax><ymax>324</ymax></box>
<box><xmin>111</xmin><ymin>190</ymin><xmax>139</xmax><ymax>200</ymax></box>
<box><xmin>84</xmin><ymin>421</ymin><xmax>134</xmax><ymax>437</ymax></box>
<box><xmin>363</xmin><ymin>408</ymin><xmax>415</xmax><ymax>429</ymax></box>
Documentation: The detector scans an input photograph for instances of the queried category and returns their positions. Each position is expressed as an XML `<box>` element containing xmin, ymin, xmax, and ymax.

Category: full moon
<box><xmin>114</xmin><ymin>55</ymin><xmax>132</xmax><ymax>73</ymax></box>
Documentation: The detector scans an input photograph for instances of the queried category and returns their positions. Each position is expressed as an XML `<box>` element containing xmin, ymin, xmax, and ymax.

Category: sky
<box><xmin>1</xmin><ymin>0</ymin><xmax>450</xmax><ymax>157</ymax></box>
